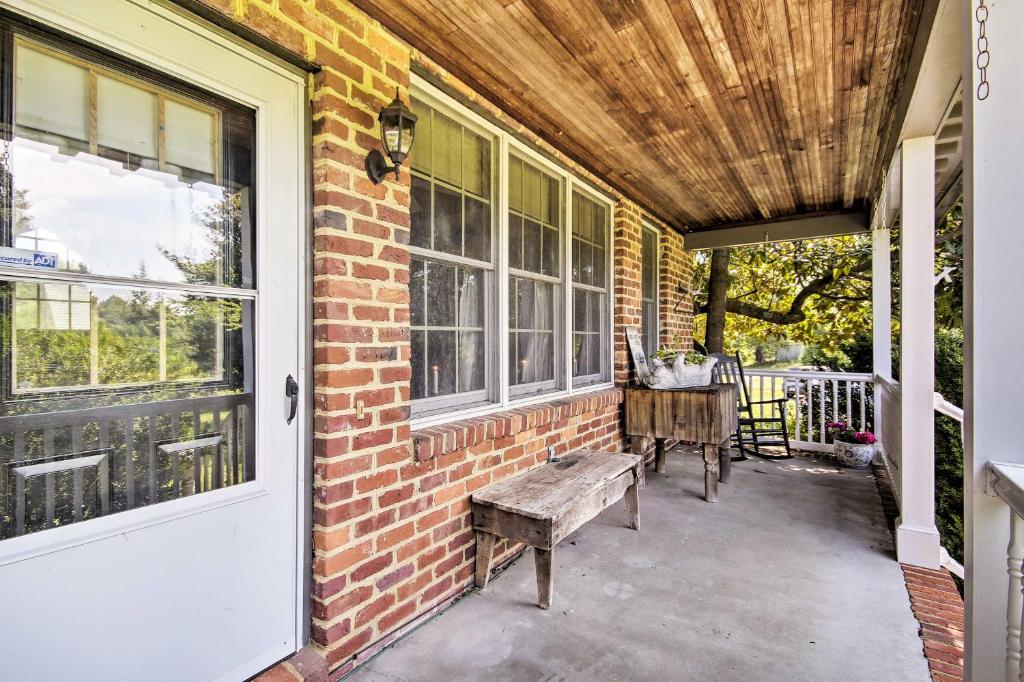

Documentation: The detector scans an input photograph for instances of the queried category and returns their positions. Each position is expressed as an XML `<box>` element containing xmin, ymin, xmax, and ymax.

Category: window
<box><xmin>508</xmin><ymin>155</ymin><xmax>563</xmax><ymax>396</ymax></box>
<box><xmin>409</xmin><ymin>85</ymin><xmax>613</xmax><ymax>421</ymax></box>
<box><xmin>408</xmin><ymin>100</ymin><xmax>493</xmax><ymax>410</ymax></box>
<box><xmin>641</xmin><ymin>226</ymin><xmax>659</xmax><ymax>356</ymax></box>
<box><xmin>572</xmin><ymin>191</ymin><xmax>609</xmax><ymax>385</ymax></box>
<box><xmin>0</xmin><ymin>29</ymin><xmax>257</xmax><ymax>538</ymax></box>
<box><xmin>5</xmin><ymin>37</ymin><xmax>250</xmax><ymax>396</ymax></box>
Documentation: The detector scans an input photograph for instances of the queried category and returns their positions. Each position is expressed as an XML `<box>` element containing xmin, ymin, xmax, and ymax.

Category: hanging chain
<box><xmin>976</xmin><ymin>0</ymin><xmax>990</xmax><ymax>100</ymax></box>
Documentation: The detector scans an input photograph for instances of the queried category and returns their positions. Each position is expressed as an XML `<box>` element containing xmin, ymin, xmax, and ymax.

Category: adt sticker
<box><xmin>0</xmin><ymin>246</ymin><xmax>59</xmax><ymax>271</ymax></box>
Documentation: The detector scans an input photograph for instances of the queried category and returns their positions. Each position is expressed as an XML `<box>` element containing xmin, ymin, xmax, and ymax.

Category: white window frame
<box><xmin>640</xmin><ymin>221</ymin><xmax>660</xmax><ymax>356</ymax></box>
<box><xmin>410</xmin><ymin>75</ymin><xmax>614</xmax><ymax>429</ymax></box>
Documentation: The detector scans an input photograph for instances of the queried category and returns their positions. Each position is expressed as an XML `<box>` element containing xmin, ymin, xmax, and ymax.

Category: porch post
<box><xmin>962</xmin><ymin>1</ymin><xmax>1024</xmax><ymax>678</ymax></box>
<box><xmin>871</xmin><ymin>219</ymin><xmax>892</xmax><ymax>381</ymax></box>
<box><xmin>895</xmin><ymin>135</ymin><xmax>941</xmax><ymax>569</ymax></box>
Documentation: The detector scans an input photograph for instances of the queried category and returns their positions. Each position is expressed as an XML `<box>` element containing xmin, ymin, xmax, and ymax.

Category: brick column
<box><xmin>612</xmin><ymin>200</ymin><xmax>643</xmax><ymax>385</ymax></box>
<box><xmin>302</xmin><ymin>2</ymin><xmax>416</xmax><ymax>669</ymax></box>
<box><xmin>658</xmin><ymin>229</ymin><xmax>694</xmax><ymax>350</ymax></box>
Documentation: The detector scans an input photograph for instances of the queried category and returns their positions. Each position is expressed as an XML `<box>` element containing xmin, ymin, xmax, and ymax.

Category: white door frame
<box><xmin>0</xmin><ymin>0</ymin><xmax>311</xmax><ymax>670</ymax></box>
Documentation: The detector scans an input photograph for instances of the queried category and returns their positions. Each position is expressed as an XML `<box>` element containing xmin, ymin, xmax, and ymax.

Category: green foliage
<box><xmin>934</xmin><ymin>328</ymin><xmax>964</xmax><ymax>566</ymax></box>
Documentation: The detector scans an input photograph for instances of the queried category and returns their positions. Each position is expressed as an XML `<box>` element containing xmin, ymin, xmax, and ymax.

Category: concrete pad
<box><xmin>352</xmin><ymin>447</ymin><xmax>931</xmax><ymax>682</ymax></box>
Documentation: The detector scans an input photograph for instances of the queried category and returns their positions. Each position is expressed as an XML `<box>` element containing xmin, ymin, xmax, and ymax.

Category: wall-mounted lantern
<box><xmin>365</xmin><ymin>89</ymin><xmax>417</xmax><ymax>184</ymax></box>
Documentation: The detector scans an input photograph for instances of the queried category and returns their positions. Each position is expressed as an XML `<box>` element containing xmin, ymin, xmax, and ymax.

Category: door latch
<box><xmin>285</xmin><ymin>374</ymin><xmax>299</xmax><ymax>424</ymax></box>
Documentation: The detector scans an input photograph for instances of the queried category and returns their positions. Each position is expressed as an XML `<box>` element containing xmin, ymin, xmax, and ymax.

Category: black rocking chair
<box><xmin>711</xmin><ymin>352</ymin><xmax>793</xmax><ymax>460</ymax></box>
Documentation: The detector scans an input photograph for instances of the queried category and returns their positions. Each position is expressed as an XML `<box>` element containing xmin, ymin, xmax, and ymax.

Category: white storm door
<box><xmin>0</xmin><ymin>1</ymin><xmax>306</xmax><ymax>680</ymax></box>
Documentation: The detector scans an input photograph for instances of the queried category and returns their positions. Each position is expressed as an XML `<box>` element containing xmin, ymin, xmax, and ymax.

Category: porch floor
<box><xmin>352</xmin><ymin>447</ymin><xmax>930</xmax><ymax>681</ymax></box>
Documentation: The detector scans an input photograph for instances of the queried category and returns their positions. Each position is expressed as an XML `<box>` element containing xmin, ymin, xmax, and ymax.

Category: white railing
<box><xmin>985</xmin><ymin>461</ymin><xmax>1024</xmax><ymax>682</ymax></box>
<box><xmin>742</xmin><ymin>369</ymin><xmax>874</xmax><ymax>453</ymax></box>
<box><xmin>876</xmin><ymin>375</ymin><xmax>902</xmax><ymax>500</ymax></box>
<box><xmin>933</xmin><ymin>390</ymin><xmax>965</xmax><ymax>579</ymax></box>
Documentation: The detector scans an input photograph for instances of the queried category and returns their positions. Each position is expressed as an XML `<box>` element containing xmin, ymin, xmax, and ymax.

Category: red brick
<box><xmin>351</xmin><ymin>553</ymin><xmax>394</xmax><ymax>582</ymax></box>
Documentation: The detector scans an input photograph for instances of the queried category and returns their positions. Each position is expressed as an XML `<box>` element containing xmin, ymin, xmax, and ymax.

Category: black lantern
<box><xmin>365</xmin><ymin>88</ymin><xmax>417</xmax><ymax>184</ymax></box>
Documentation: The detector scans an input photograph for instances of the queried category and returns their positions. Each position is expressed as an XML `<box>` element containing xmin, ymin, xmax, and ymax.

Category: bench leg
<box><xmin>629</xmin><ymin>436</ymin><xmax>647</xmax><ymax>488</ymax></box>
<box><xmin>702</xmin><ymin>443</ymin><xmax>719</xmax><ymax>503</ymax></box>
<box><xmin>654</xmin><ymin>438</ymin><xmax>667</xmax><ymax>474</ymax></box>
<box><xmin>718</xmin><ymin>439</ymin><xmax>732</xmax><ymax>484</ymax></box>
<box><xmin>624</xmin><ymin>472</ymin><xmax>640</xmax><ymax>530</ymax></box>
<box><xmin>475</xmin><ymin>531</ymin><xmax>497</xmax><ymax>588</ymax></box>
<box><xmin>534</xmin><ymin>547</ymin><xmax>554</xmax><ymax>609</ymax></box>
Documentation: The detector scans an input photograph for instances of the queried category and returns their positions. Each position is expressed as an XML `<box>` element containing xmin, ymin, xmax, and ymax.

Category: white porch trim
<box><xmin>895</xmin><ymin>135</ymin><xmax>941</xmax><ymax>570</ymax></box>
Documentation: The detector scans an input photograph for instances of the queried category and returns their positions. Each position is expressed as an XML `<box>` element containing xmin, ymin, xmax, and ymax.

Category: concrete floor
<box><xmin>352</xmin><ymin>447</ymin><xmax>931</xmax><ymax>682</ymax></box>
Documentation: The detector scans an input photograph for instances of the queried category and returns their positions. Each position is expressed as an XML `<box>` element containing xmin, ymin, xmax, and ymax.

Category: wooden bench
<box><xmin>471</xmin><ymin>450</ymin><xmax>642</xmax><ymax>609</ymax></box>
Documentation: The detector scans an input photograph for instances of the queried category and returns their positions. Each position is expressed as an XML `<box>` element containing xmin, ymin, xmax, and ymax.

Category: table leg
<box><xmin>702</xmin><ymin>443</ymin><xmax>719</xmax><ymax>503</ymax></box>
<box><xmin>629</xmin><ymin>436</ymin><xmax>647</xmax><ymax>488</ymax></box>
<box><xmin>624</xmin><ymin>470</ymin><xmax>640</xmax><ymax>530</ymax></box>
<box><xmin>474</xmin><ymin>530</ymin><xmax>497</xmax><ymax>588</ymax></box>
<box><xmin>535</xmin><ymin>547</ymin><xmax>554</xmax><ymax>609</ymax></box>
<box><xmin>654</xmin><ymin>438</ymin><xmax>667</xmax><ymax>474</ymax></box>
<box><xmin>718</xmin><ymin>439</ymin><xmax>732</xmax><ymax>484</ymax></box>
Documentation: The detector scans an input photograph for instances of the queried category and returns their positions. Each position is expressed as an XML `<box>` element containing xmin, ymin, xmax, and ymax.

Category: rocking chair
<box><xmin>711</xmin><ymin>352</ymin><xmax>793</xmax><ymax>460</ymax></box>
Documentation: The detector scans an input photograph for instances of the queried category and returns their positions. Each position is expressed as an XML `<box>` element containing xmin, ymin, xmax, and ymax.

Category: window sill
<box><xmin>410</xmin><ymin>386</ymin><xmax>623</xmax><ymax>462</ymax></box>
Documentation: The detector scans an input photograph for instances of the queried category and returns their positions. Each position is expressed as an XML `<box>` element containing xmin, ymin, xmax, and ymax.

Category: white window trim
<box><xmin>410</xmin><ymin>74</ymin><xmax>615</xmax><ymax>430</ymax></box>
<box><xmin>641</xmin><ymin>220</ymin><xmax>661</xmax><ymax>355</ymax></box>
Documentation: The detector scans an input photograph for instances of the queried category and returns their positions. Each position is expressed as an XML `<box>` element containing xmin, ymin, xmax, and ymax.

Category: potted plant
<box><xmin>826</xmin><ymin>420</ymin><xmax>877</xmax><ymax>469</ymax></box>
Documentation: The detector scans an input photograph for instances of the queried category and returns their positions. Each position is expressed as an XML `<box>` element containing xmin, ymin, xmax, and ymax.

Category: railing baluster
<box><xmin>794</xmin><ymin>379</ymin><xmax>802</xmax><ymax>443</ymax></box>
<box><xmin>124</xmin><ymin>418</ymin><xmax>135</xmax><ymax>509</ymax></box>
<box><xmin>213</xmin><ymin>410</ymin><xmax>223</xmax><ymax>489</ymax></box>
<box><xmin>818</xmin><ymin>380</ymin><xmax>826</xmax><ymax>444</ymax></box>
<box><xmin>44</xmin><ymin>427</ymin><xmax>55</xmax><ymax>528</ymax></box>
<box><xmin>71</xmin><ymin>425</ymin><xmax>84</xmax><ymax>523</ymax></box>
<box><xmin>1009</xmin><ymin>513</ymin><xmax>1024</xmax><ymax>682</ymax></box>
<box><xmin>845</xmin><ymin>380</ymin><xmax>852</xmax><ymax>427</ymax></box>
<box><xmin>171</xmin><ymin>412</ymin><xmax>182</xmax><ymax>499</ymax></box>
<box><xmin>859</xmin><ymin>381</ymin><xmax>867</xmax><ymax>431</ymax></box>
<box><xmin>193</xmin><ymin>409</ymin><xmax>202</xmax><ymax>494</ymax></box>
<box><xmin>148</xmin><ymin>416</ymin><xmax>158</xmax><ymax>505</ymax></box>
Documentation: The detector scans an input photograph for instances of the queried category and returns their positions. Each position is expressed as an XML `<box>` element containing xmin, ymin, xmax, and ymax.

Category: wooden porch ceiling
<box><xmin>351</xmin><ymin>0</ymin><xmax>926</xmax><ymax>232</ymax></box>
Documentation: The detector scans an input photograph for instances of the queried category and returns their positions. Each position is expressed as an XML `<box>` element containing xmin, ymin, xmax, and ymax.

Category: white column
<box><xmin>963</xmin><ymin>2</ymin><xmax>1024</xmax><ymax>679</ymax></box>
<box><xmin>872</xmin><ymin>223</ymin><xmax>892</xmax><ymax>381</ymax></box>
<box><xmin>895</xmin><ymin>135</ymin><xmax>941</xmax><ymax>569</ymax></box>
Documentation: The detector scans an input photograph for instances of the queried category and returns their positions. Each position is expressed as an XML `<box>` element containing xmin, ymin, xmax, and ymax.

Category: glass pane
<box><xmin>462</xmin><ymin>132</ymin><xmax>489</xmax><ymax>197</ymax></box>
<box><xmin>458</xmin><ymin>331</ymin><xmax>485</xmax><ymax>392</ymax></box>
<box><xmin>433</xmin><ymin>113</ymin><xmax>461</xmax><ymax>186</ymax></box>
<box><xmin>409</xmin><ymin>258</ymin><xmax>425</xmax><ymax>326</ymax></box>
<box><xmin>508</xmin><ymin>214</ymin><xmax>523</xmax><ymax>271</ymax></box>
<box><xmin>545</xmin><ymin>176</ymin><xmax>560</xmax><ymax>226</ymax></box>
<box><xmin>97</xmin><ymin>75</ymin><xmax>158</xmax><ymax>169</ymax></box>
<box><xmin>523</xmin><ymin>219</ymin><xmax>542</xmax><ymax>273</ymax></box>
<box><xmin>410</xmin><ymin>100</ymin><xmax>431</xmax><ymax>174</ymax></box>
<box><xmin>165</xmin><ymin>99</ymin><xmax>216</xmax><ymax>181</ymax></box>
<box><xmin>457</xmin><ymin>268</ymin><xmax>485</xmax><ymax>328</ymax></box>
<box><xmin>426</xmin><ymin>331</ymin><xmax>456</xmax><ymax>397</ymax></box>
<box><xmin>571</xmin><ymin>238</ymin><xmax>580</xmax><ymax>282</ymax></box>
<box><xmin>508</xmin><ymin>156</ymin><xmax>522</xmax><ymax>213</ymax></box>
<box><xmin>588</xmin><ymin>290</ymin><xmax>602</xmax><ymax>333</ymax></box>
<box><xmin>410</xmin><ymin>175</ymin><xmax>431</xmax><ymax>249</ymax></box>
<box><xmin>463</xmin><ymin>197</ymin><xmax>491</xmax><ymax>262</ymax></box>
<box><xmin>536</xmin><ymin>281</ymin><xmax>554</xmax><ymax>331</ymax></box>
<box><xmin>0</xmin><ymin>280</ymin><xmax>254</xmax><ymax>539</ymax></box>
<box><xmin>14</xmin><ymin>43</ymin><xmax>89</xmax><ymax>148</ymax></box>
<box><xmin>573</xmin><ymin>289</ymin><xmax>587</xmax><ymax>332</ymax></box>
<box><xmin>515</xmin><ymin>278</ymin><xmax>535</xmax><ymax>330</ymax></box>
<box><xmin>592</xmin><ymin>244</ymin><xmax>605</xmax><ymax>287</ymax></box>
<box><xmin>516</xmin><ymin>333</ymin><xmax>535</xmax><ymax>384</ymax></box>
<box><xmin>535</xmin><ymin>333</ymin><xmax>554</xmax><ymax>382</ymax></box>
<box><xmin>11</xmin><ymin>40</ymin><xmax>254</xmax><ymax>288</ymax></box>
<box><xmin>433</xmin><ymin>185</ymin><xmax>462</xmax><ymax>257</ymax></box>
<box><xmin>542</xmin><ymin>227</ymin><xmax>560</xmax><ymax>277</ymax></box>
<box><xmin>411</xmin><ymin>330</ymin><xmax>426</xmax><ymax>400</ymax></box>
<box><xmin>523</xmin><ymin>163</ymin><xmax>542</xmax><ymax>220</ymax></box>
<box><xmin>579</xmin><ymin>242</ymin><xmax>593</xmax><ymax>286</ymax></box>
<box><xmin>426</xmin><ymin>261</ymin><xmax>456</xmax><ymax>328</ymax></box>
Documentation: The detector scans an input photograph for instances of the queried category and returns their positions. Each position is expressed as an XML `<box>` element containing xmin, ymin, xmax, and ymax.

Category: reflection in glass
<box><xmin>10</xmin><ymin>40</ymin><xmax>253</xmax><ymax>288</ymax></box>
<box><xmin>0</xmin><ymin>37</ymin><xmax>257</xmax><ymax>541</ymax></box>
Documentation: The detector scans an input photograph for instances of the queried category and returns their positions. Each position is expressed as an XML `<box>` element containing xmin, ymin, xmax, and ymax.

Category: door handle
<box><xmin>285</xmin><ymin>374</ymin><xmax>299</xmax><ymax>424</ymax></box>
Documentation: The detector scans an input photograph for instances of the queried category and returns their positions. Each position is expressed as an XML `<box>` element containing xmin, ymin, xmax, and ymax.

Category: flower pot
<box><xmin>833</xmin><ymin>440</ymin><xmax>874</xmax><ymax>469</ymax></box>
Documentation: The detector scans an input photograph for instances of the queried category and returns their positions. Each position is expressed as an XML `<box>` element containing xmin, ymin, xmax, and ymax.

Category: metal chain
<box><xmin>977</xmin><ymin>0</ymin><xmax>990</xmax><ymax>100</ymax></box>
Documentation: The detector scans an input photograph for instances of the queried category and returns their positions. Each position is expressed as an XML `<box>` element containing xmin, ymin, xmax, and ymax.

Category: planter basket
<box><xmin>641</xmin><ymin>355</ymin><xmax>718</xmax><ymax>390</ymax></box>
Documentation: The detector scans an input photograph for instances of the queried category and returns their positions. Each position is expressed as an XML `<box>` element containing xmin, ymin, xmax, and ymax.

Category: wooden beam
<box><xmin>683</xmin><ymin>211</ymin><xmax>870</xmax><ymax>250</ymax></box>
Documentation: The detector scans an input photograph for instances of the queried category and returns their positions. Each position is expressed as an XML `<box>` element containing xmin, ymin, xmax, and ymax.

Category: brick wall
<box><xmin>659</xmin><ymin>229</ymin><xmax>695</xmax><ymax>350</ymax></box>
<box><xmin>613</xmin><ymin>200</ymin><xmax>644</xmax><ymax>386</ymax></box>
<box><xmin>190</xmin><ymin>2</ymin><xmax>691</xmax><ymax>679</ymax></box>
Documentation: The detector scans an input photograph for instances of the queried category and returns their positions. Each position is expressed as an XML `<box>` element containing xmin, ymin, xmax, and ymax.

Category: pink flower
<box><xmin>852</xmin><ymin>432</ymin><xmax>876</xmax><ymax>445</ymax></box>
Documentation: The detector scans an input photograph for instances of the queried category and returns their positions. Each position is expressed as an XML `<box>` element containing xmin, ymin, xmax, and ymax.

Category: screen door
<box><xmin>0</xmin><ymin>1</ymin><xmax>306</xmax><ymax>679</ymax></box>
